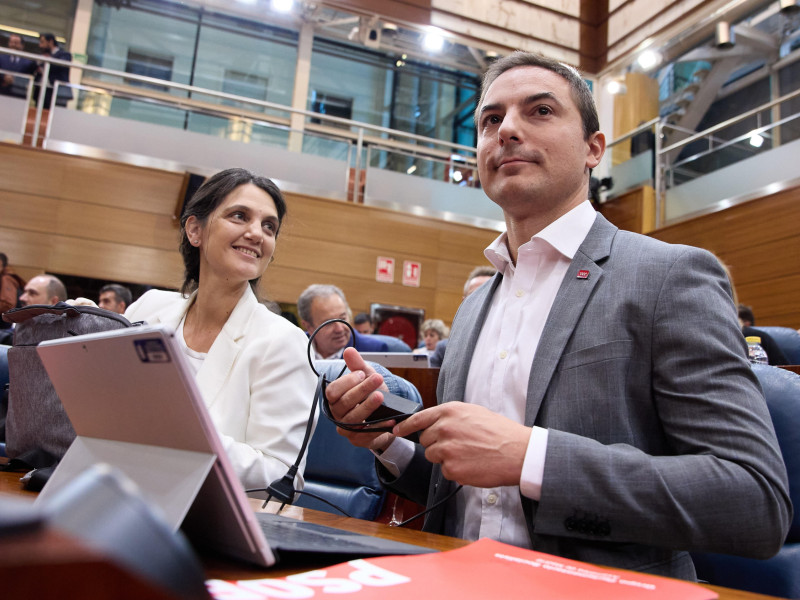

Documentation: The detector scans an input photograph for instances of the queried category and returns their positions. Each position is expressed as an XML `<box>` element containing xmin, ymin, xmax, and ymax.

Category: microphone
<box><xmin>257</xmin><ymin>319</ymin><xmax>432</xmax><ymax>518</ymax></box>
<box><xmin>259</xmin><ymin>319</ymin><xmax>419</xmax><ymax>513</ymax></box>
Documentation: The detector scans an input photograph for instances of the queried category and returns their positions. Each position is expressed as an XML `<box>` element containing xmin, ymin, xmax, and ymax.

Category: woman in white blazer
<box><xmin>126</xmin><ymin>168</ymin><xmax>316</xmax><ymax>492</ymax></box>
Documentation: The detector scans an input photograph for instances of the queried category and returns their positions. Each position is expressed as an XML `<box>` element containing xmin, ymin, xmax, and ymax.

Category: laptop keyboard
<box><xmin>255</xmin><ymin>511</ymin><xmax>433</xmax><ymax>556</ymax></box>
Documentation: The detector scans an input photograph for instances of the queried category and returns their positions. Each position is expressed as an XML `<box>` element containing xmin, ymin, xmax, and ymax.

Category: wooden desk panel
<box><xmin>0</xmin><ymin>471</ymin><xmax>787</xmax><ymax>599</ymax></box>
<box><xmin>387</xmin><ymin>367</ymin><xmax>439</xmax><ymax>409</ymax></box>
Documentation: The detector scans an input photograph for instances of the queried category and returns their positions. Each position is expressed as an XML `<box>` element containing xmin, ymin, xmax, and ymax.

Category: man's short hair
<box><xmin>99</xmin><ymin>283</ymin><xmax>132</xmax><ymax>307</ymax></box>
<box><xmin>464</xmin><ymin>265</ymin><xmax>496</xmax><ymax>296</ymax></box>
<box><xmin>0</xmin><ymin>253</ymin><xmax>7</xmax><ymax>270</ymax></box>
<box><xmin>474</xmin><ymin>51</ymin><xmax>599</xmax><ymax>140</ymax></box>
<box><xmin>40</xmin><ymin>33</ymin><xmax>57</xmax><ymax>45</ymax></box>
<box><xmin>353</xmin><ymin>312</ymin><xmax>372</xmax><ymax>326</ymax></box>
<box><xmin>45</xmin><ymin>274</ymin><xmax>67</xmax><ymax>302</ymax></box>
<box><xmin>738</xmin><ymin>304</ymin><xmax>755</xmax><ymax>326</ymax></box>
<box><xmin>297</xmin><ymin>284</ymin><xmax>348</xmax><ymax>325</ymax></box>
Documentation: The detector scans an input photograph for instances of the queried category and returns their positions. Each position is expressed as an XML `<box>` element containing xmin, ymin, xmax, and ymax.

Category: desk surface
<box><xmin>0</xmin><ymin>469</ymin><xmax>785</xmax><ymax>599</ymax></box>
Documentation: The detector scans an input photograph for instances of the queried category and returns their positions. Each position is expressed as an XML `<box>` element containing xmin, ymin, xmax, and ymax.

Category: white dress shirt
<box><xmin>378</xmin><ymin>201</ymin><xmax>597</xmax><ymax>546</ymax></box>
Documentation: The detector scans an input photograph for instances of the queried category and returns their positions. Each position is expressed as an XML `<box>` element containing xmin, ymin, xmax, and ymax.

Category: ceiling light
<box><xmin>271</xmin><ymin>0</ymin><xmax>294</xmax><ymax>13</ymax></box>
<box><xmin>749</xmin><ymin>133</ymin><xmax>765</xmax><ymax>147</ymax></box>
<box><xmin>452</xmin><ymin>170</ymin><xmax>463</xmax><ymax>182</ymax></box>
<box><xmin>637</xmin><ymin>50</ymin><xmax>661</xmax><ymax>70</ymax></box>
<box><xmin>423</xmin><ymin>28</ymin><xmax>445</xmax><ymax>52</ymax></box>
<box><xmin>606</xmin><ymin>80</ymin><xmax>627</xmax><ymax>95</ymax></box>
<box><xmin>407</xmin><ymin>165</ymin><xmax>417</xmax><ymax>175</ymax></box>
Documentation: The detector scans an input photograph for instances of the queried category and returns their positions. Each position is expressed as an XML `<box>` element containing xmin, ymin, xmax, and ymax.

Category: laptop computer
<box><xmin>34</xmin><ymin>324</ymin><xmax>433</xmax><ymax>567</ymax></box>
<box><xmin>360</xmin><ymin>352</ymin><xmax>430</xmax><ymax>368</ymax></box>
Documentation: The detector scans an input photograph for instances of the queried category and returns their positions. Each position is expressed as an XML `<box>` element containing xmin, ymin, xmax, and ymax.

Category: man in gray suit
<box><xmin>326</xmin><ymin>51</ymin><xmax>791</xmax><ymax>579</ymax></box>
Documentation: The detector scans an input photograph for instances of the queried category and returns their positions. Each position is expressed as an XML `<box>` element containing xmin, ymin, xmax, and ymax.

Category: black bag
<box><xmin>1</xmin><ymin>303</ymin><xmax>131</xmax><ymax>486</ymax></box>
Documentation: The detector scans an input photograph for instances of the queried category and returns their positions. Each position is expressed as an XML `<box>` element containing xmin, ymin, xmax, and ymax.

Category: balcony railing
<box><xmin>0</xmin><ymin>47</ymin><xmax>503</xmax><ymax>231</ymax></box>
<box><xmin>599</xmin><ymin>84</ymin><xmax>800</xmax><ymax>227</ymax></box>
<box><xmin>5</xmin><ymin>47</ymin><xmax>799</xmax><ymax>232</ymax></box>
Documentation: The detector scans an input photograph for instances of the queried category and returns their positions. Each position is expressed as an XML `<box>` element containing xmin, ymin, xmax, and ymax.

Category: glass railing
<box><xmin>0</xmin><ymin>47</ymin><xmax>503</xmax><ymax>231</ymax></box>
<box><xmin>599</xmin><ymin>85</ymin><xmax>800</xmax><ymax>227</ymax></box>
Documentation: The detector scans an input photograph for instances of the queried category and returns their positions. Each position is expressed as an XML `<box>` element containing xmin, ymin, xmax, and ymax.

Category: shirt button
<box><xmin>499</xmin><ymin>350</ymin><xmax>508</xmax><ymax>359</ymax></box>
<box><xmin>516</xmin><ymin>289</ymin><xmax>524</xmax><ymax>297</ymax></box>
<box><xmin>487</xmin><ymin>493</ymin><xmax>498</xmax><ymax>505</ymax></box>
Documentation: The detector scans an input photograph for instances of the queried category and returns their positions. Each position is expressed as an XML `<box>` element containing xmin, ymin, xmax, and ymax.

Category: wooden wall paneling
<box><xmin>275</xmin><ymin>235</ymin><xmax>435</xmax><ymax>288</ymax></box>
<box><xmin>0</xmin><ymin>144</ymin><xmax>67</xmax><ymax>197</ymax></box>
<box><xmin>436</xmin><ymin>226</ymin><xmax>498</xmax><ymax>264</ymax></box>
<box><xmin>283</xmin><ymin>193</ymin><xmax>441</xmax><ymax>257</ymax></box>
<box><xmin>59</xmin><ymin>159</ymin><xmax>185</xmax><ymax>216</ymax></box>
<box><xmin>737</xmin><ymin>274</ymin><xmax>800</xmax><ymax>326</ymax></box>
<box><xmin>0</xmin><ymin>143</ymin><xmax>184</xmax><ymax>216</ymax></box>
<box><xmin>0</xmin><ymin>145</ymin><xmax>502</xmax><ymax>323</ymax></box>
<box><xmin>262</xmin><ymin>265</ymin><xmax>436</xmax><ymax>314</ymax></box>
<box><xmin>323</xmin><ymin>0</ymin><xmax>432</xmax><ymax>25</ymax></box>
<box><xmin>48</xmin><ymin>236</ymin><xmax>184</xmax><ymax>289</ymax></box>
<box><xmin>0</xmin><ymin>191</ymin><xmax>59</xmax><ymax>234</ymax></box>
<box><xmin>612</xmin><ymin>72</ymin><xmax>659</xmax><ymax>165</ymax></box>
<box><xmin>598</xmin><ymin>185</ymin><xmax>655</xmax><ymax>234</ymax></box>
<box><xmin>650</xmin><ymin>186</ymin><xmax>800</xmax><ymax>329</ymax></box>
<box><xmin>15</xmin><ymin>266</ymin><xmax>45</xmax><ymax>283</ymax></box>
<box><xmin>719</xmin><ymin>237</ymin><xmax>800</xmax><ymax>289</ymax></box>
<box><xmin>0</xmin><ymin>228</ymin><xmax>55</xmax><ymax>272</ymax></box>
<box><xmin>55</xmin><ymin>200</ymin><xmax>180</xmax><ymax>250</ymax></box>
<box><xmin>580</xmin><ymin>0</ymin><xmax>609</xmax><ymax>73</ymax></box>
<box><xmin>433</xmin><ymin>289</ymin><xmax>463</xmax><ymax>324</ymax></box>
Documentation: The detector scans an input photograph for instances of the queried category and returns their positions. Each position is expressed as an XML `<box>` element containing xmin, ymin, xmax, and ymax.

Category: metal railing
<box><xmin>6</xmin><ymin>47</ymin><xmax>799</xmax><ymax>230</ymax></box>
<box><xmin>0</xmin><ymin>46</ymin><xmax>480</xmax><ymax>205</ymax></box>
<box><xmin>604</xmin><ymin>85</ymin><xmax>800</xmax><ymax>227</ymax></box>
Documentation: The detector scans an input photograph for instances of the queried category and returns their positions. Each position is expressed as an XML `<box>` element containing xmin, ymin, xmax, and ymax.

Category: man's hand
<box><xmin>393</xmin><ymin>403</ymin><xmax>530</xmax><ymax>488</ymax></box>
<box><xmin>324</xmin><ymin>347</ymin><xmax>396</xmax><ymax>452</ymax></box>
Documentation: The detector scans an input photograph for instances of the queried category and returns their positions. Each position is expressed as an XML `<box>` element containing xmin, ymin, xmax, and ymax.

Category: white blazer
<box><xmin>125</xmin><ymin>287</ymin><xmax>317</xmax><ymax>491</ymax></box>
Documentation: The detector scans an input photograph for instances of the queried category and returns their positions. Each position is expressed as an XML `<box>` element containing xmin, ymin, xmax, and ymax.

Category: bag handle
<box><xmin>2</xmin><ymin>302</ymin><xmax>132</xmax><ymax>327</ymax></box>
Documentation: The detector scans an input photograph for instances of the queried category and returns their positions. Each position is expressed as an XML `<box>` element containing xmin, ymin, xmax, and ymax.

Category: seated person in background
<box><xmin>737</xmin><ymin>303</ymin><xmax>789</xmax><ymax>365</ymax></box>
<box><xmin>738</xmin><ymin>303</ymin><xmax>755</xmax><ymax>327</ymax></box>
<box><xmin>413</xmin><ymin>318</ymin><xmax>448</xmax><ymax>356</ymax></box>
<box><xmin>353</xmin><ymin>312</ymin><xmax>374</xmax><ymax>335</ymax></box>
<box><xmin>324</xmin><ymin>51</ymin><xmax>790</xmax><ymax>579</ymax></box>
<box><xmin>298</xmin><ymin>284</ymin><xmax>388</xmax><ymax>359</ymax></box>
<box><xmin>19</xmin><ymin>274</ymin><xmax>67</xmax><ymax>306</ymax></box>
<box><xmin>0</xmin><ymin>252</ymin><xmax>25</xmax><ymax>319</ymax></box>
<box><xmin>430</xmin><ymin>265</ymin><xmax>495</xmax><ymax>367</ymax></box>
<box><xmin>125</xmin><ymin>168</ymin><xmax>316</xmax><ymax>491</ymax></box>
<box><xmin>98</xmin><ymin>283</ymin><xmax>132</xmax><ymax>314</ymax></box>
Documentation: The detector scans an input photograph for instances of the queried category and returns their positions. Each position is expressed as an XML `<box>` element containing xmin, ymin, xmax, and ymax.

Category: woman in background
<box><xmin>413</xmin><ymin>318</ymin><xmax>448</xmax><ymax>356</ymax></box>
<box><xmin>126</xmin><ymin>168</ymin><xmax>316</xmax><ymax>491</ymax></box>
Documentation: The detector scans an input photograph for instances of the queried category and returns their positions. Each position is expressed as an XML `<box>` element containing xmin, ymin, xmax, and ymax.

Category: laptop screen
<box><xmin>35</xmin><ymin>325</ymin><xmax>276</xmax><ymax>566</ymax></box>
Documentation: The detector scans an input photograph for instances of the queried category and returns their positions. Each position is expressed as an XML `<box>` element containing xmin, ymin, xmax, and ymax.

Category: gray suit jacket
<box><xmin>383</xmin><ymin>214</ymin><xmax>791</xmax><ymax>579</ymax></box>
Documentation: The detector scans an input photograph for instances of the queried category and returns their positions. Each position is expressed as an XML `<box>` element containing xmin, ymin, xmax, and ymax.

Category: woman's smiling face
<box><xmin>188</xmin><ymin>183</ymin><xmax>280</xmax><ymax>286</ymax></box>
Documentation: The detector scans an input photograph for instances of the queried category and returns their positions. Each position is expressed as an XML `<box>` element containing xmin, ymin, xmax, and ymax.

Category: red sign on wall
<box><xmin>402</xmin><ymin>261</ymin><xmax>421</xmax><ymax>287</ymax></box>
<box><xmin>376</xmin><ymin>256</ymin><xmax>395</xmax><ymax>283</ymax></box>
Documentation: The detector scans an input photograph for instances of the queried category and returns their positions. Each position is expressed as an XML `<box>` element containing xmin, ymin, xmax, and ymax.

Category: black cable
<box><xmin>394</xmin><ymin>484</ymin><xmax>464</xmax><ymax>528</ymax></box>
<box><xmin>260</xmin><ymin>373</ymin><xmax>322</xmax><ymax>510</ymax></box>
<box><xmin>291</xmin><ymin>490</ymin><xmax>354</xmax><ymax>518</ymax></box>
<box><xmin>246</xmin><ymin>486</ymin><xmax>354</xmax><ymax>518</ymax></box>
<box><xmin>260</xmin><ymin>318</ymin><xmax>371</xmax><ymax>514</ymax></box>
<box><xmin>262</xmin><ymin>317</ymin><xmax>461</xmax><ymax>524</ymax></box>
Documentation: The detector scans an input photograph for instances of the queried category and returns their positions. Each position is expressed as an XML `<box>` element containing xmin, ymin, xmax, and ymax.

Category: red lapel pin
<box><xmin>576</xmin><ymin>269</ymin><xmax>590</xmax><ymax>279</ymax></box>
